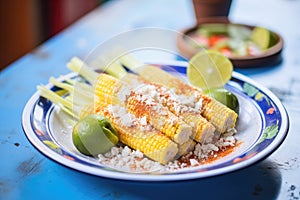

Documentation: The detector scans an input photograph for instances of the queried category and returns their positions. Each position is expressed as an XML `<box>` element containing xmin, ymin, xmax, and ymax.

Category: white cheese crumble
<box><xmin>133</xmin><ymin>84</ymin><xmax>203</xmax><ymax>116</ymax></box>
<box><xmin>107</xmin><ymin>105</ymin><xmax>136</xmax><ymax>127</ymax></box>
<box><xmin>97</xmin><ymin>134</ymin><xmax>237</xmax><ymax>173</ymax></box>
<box><xmin>140</xmin><ymin>116</ymin><xmax>147</xmax><ymax>126</ymax></box>
<box><xmin>98</xmin><ymin>146</ymin><xmax>163</xmax><ymax>173</ymax></box>
<box><xmin>117</xmin><ymin>86</ymin><xmax>131</xmax><ymax>102</ymax></box>
<box><xmin>190</xmin><ymin>159</ymin><xmax>199</xmax><ymax>166</ymax></box>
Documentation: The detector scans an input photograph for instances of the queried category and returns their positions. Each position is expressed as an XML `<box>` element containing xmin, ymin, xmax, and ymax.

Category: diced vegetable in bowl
<box><xmin>177</xmin><ymin>22</ymin><xmax>283</xmax><ymax>68</ymax></box>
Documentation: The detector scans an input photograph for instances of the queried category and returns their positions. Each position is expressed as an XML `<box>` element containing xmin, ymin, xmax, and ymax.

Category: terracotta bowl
<box><xmin>176</xmin><ymin>18</ymin><xmax>284</xmax><ymax>68</ymax></box>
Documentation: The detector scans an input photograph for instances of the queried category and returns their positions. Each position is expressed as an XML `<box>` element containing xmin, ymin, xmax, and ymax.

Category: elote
<box><xmin>94</xmin><ymin>73</ymin><xmax>192</xmax><ymax>145</ymax></box>
<box><xmin>116</xmin><ymin>73</ymin><xmax>216</xmax><ymax>144</ymax></box>
<box><xmin>38</xmin><ymin>78</ymin><xmax>179</xmax><ymax>164</ymax></box>
<box><xmin>119</xmin><ymin>54</ymin><xmax>238</xmax><ymax>133</ymax></box>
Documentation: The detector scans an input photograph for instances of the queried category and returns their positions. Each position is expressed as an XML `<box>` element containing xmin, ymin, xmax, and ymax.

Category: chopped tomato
<box><xmin>208</xmin><ymin>35</ymin><xmax>229</xmax><ymax>47</ymax></box>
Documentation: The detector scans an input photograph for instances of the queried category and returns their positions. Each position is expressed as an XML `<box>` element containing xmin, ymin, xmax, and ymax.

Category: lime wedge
<box><xmin>187</xmin><ymin>50</ymin><xmax>233</xmax><ymax>90</ymax></box>
<box><xmin>204</xmin><ymin>88</ymin><xmax>239</xmax><ymax>114</ymax></box>
<box><xmin>250</xmin><ymin>27</ymin><xmax>270</xmax><ymax>50</ymax></box>
<box><xmin>72</xmin><ymin>114</ymin><xmax>119</xmax><ymax>156</ymax></box>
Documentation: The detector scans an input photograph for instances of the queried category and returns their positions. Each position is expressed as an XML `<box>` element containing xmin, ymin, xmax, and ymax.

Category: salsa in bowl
<box><xmin>177</xmin><ymin>21</ymin><xmax>283</xmax><ymax>68</ymax></box>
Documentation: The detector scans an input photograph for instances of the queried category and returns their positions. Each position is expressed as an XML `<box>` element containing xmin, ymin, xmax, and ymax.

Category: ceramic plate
<box><xmin>22</xmin><ymin>61</ymin><xmax>289</xmax><ymax>181</ymax></box>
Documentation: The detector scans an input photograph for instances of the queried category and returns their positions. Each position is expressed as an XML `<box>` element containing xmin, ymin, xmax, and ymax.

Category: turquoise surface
<box><xmin>1</xmin><ymin>0</ymin><xmax>300</xmax><ymax>199</ymax></box>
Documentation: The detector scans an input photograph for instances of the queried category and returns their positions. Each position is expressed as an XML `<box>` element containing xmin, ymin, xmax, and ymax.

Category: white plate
<box><xmin>22</xmin><ymin>61</ymin><xmax>289</xmax><ymax>181</ymax></box>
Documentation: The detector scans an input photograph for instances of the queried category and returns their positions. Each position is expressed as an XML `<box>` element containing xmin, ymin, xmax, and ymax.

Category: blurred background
<box><xmin>0</xmin><ymin>0</ymin><xmax>106</xmax><ymax>71</ymax></box>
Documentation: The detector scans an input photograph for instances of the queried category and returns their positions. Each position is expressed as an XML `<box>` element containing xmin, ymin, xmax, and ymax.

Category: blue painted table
<box><xmin>1</xmin><ymin>0</ymin><xmax>300</xmax><ymax>199</ymax></box>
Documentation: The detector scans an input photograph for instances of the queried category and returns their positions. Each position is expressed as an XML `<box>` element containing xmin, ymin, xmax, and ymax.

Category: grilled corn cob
<box><xmin>94</xmin><ymin>73</ymin><xmax>126</xmax><ymax>107</ymax></box>
<box><xmin>119</xmin><ymin>54</ymin><xmax>238</xmax><ymax>133</ymax></box>
<box><xmin>67</xmin><ymin>59</ymin><xmax>194</xmax><ymax>145</ymax></box>
<box><xmin>176</xmin><ymin>139</ymin><xmax>196</xmax><ymax>158</ymax></box>
<box><xmin>118</xmin><ymin>73</ymin><xmax>215</xmax><ymax>143</ymax></box>
<box><xmin>126</xmin><ymin>93</ymin><xmax>192</xmax><ymax>145</ymax></box>
<box><xmin>95</xmin><ymin>104</ymin><xmax>178</xmax><ymax>164</ymax></box>
<box><xmin>94</xmin><ymin>73</ymin><xmax>192</xmax><ymax>145</ymax></box>
<box><xmin>68</xmin><ymin>58</ymin><xmax>215</xmax><ymax>143</ymax></box>
<box><xmin>39</xmin><ymin>77</ymin><xmax>179</xmax><ymax>164</ymax></box>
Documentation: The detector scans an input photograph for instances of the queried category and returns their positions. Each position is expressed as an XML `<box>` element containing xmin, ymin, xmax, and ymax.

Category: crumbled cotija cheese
<box><xmin>194</xmin><ymin>143</ymin><xmax>219</xmax><ymax>160</ymax></box>
<box><xmin>190</xmin><ymin>159</ymin><xmax>199</xmax><ymax>166</ymax></box>
<box><xmin>98</xmin><ymin>133</ymin><xmax>237</xmax><ymax>173</ymax></box>
<box><xmin>98</xmin><ymin>146</ymin><xmax>163</xmax><ymax>173</ymax></box>
<box><xmin>193</xmin><ymin>135</ymin><xmax>237</xmax><ymax>160</ymax></box>
<box><xmin>106</xmin><ymin>104</ymin><xmax>155</xmax><ymax>133</ymax></box>
<box><xmin>117</xmin><ymin>85</ymin><xmax>131</xmax><ymax>102</ymax></box>
<box><xmin>134</xmin><ymin>84</ymin><xmax>202</xmax><ymax>116</ymax></box>
<box><xmin>107</xmin><ymin>105</ymin><xmax>136</xmax><ymax>127</ymax></box>
<box><xmin>140</xmin><ymin>116</ymin><xmax>147</xmax><ymax>126</ymax></box>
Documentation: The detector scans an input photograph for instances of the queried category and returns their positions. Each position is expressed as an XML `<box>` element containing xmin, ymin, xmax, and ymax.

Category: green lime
<box><xmin>204</xmin><ymin>88</ymin><xmax>239</xmax><ymax>114</ymax></box>
<box><xmin>187</xmin><ymin>50</ymin><xmax>233</xmax><ymax>90</ymax></box>
<box><xmin>250</xmin><ymin>27</ymin><xmax>270</xmax><ymax>50</ymax></box>
<box><xmin>72</xmin><ymin>114</ymin><xmax>119</xmax><ymax>156</ymax></box>
<box><xmin>269</xmin><ymin>32</ymin><xmax>278</xmax><ymax>47</ymax></box>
